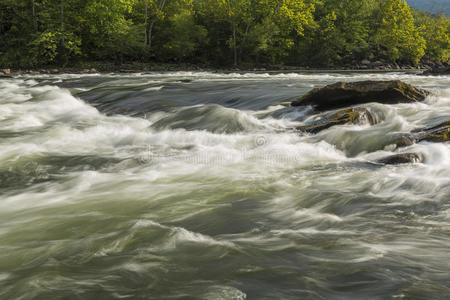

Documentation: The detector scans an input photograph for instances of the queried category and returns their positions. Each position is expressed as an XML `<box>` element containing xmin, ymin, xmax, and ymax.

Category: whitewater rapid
<box><xmin>1</xmin><ymin>72</ymin><xmax>450</xmax><ymax>299</ymax></box>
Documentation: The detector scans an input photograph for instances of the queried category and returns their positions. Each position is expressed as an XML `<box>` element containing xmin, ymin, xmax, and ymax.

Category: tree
<box><xmin>83</xmin><ymin>0</ymin><xmax>136</xmax><ymax>62</ymax></box>
<box><xmin>0</xmin><ymin>0</ymin><xmax>448</xmax><ymax>68</ymax></box>
<box><xmin>159</xmin><ymin>7</ymin><xmax>207</xmax><ymax>60</ymax></box>
<box><xmin>139</xmin><ymin>0</ymin><xmax>177</xmax><ymax>48</ymax></box>
<box><xmin>420</xmin><ymin>14</ymin><xmax>450</xmax><ymax>63</ymax></box>
<box><xmin>200</xmin><ymin>0</ymin><xmax>250</xmax><ymax>66</ymax></box>
<box><xmin>197</xmin><ymin>0</ymin><xmax>314</xmax><ymax>66</ymax></box>
<box><xmin>375</xmin><ymin>0</ymin><xmax>425</xmax><ymax>65</ymax></box>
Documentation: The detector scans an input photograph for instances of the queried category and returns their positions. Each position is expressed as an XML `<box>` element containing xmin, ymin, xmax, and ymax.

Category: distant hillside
<box><xmin>407</xmin><ymin>0</ymin><xmax>450</xmax><ymax>16</ymax></box>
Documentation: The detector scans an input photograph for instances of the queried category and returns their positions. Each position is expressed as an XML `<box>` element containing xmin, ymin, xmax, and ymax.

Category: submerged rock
<box><xmin>414</xmin><ymin>120</ymin><xmax>450</xmax><ymax>143</ymax></box>
<box><xmin>377</xmin><ymin>153</ymin><xmax>424</xmax><ymax>165</ymax></box>
<box><xmin>296</xmin><ymin>107</ymin><xmax>378</xmax><ymax>134</ymax></box>
<box><xmin>292</xmin><ymin>80</ymin><xmax>430</xmax><ymax>111</ymax></box>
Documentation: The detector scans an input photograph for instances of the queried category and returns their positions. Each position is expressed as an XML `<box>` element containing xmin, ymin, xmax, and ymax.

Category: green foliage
<box><xmin>0</xmin><ymin>0</ymin><xmax>448</xmax><ymax>68</ymax></box>
<box><xmin>160</xmin><ymin>9</ymin><xmax>207</xmax><ymax>60</ymax></box>
<box><xmin>375</xmin><ymin>0</ymin><xmax>426</xmax><ymax>65</ymax></box>
<box><xmin>29</xmin><ymin>31</ymin><xmax>81</xmax><ymax>65</ymax></box>
<box><xmin>419</xmin><ymin>14</ymin><xmax>450</xmax><ymax>63</ymax></box>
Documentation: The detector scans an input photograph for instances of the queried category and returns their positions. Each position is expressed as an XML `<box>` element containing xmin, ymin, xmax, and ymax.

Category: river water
<box><xmin>1</xmin><ymin>72</ymin><xmax>450</xmax><ymax>299</ymax></box>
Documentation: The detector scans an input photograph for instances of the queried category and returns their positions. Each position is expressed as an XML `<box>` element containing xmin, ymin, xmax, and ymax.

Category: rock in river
<box><xmin>296</xmin><ymin>107</ymin><xmax>378</xmax><ymax>134</ymax></box>
<box><xmin>414</xmin><ymin>120</ymin><xmax>450</xmax><ymax>143</ymax></box>
<box><xmin>377</xmin><ymin>153</ymin><xmax>424</xmax><ymax>165</ymax></box>
<box><xmin>422</xmin><ymin>64</ymin><xmax>450</xmax><ymax>76</ymax></box>
<box><xmin>292</xmin><ymin>80</ymin><xmax>430</xmax><ymax>111</ymax></box>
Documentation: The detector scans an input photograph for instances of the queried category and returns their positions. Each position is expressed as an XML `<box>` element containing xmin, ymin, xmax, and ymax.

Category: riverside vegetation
<box><xmin>0</xmin><ymin>0</ymin><xmax>449</xmax><ymax>70</ymax></box>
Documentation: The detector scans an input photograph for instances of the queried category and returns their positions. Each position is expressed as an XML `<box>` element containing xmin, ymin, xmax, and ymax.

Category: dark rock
<box><xmin>422</xmin><ymin>64</ymin><xmax>450</xmax><ymax>75</ymax></box>
<box><xmin>377</xmin><ymin>153</ymin><xmax>424</xmax><ymax>165</ymax></box>
<box><xmin>119</xmin><ymin>69</ymin><xmax>138</xmax><ymax>73</ymax></box>
<box><xmin>373</xmin><ymin>60</ymin><xmax>384</xmax><ymax>66</ymax></box>
<box><xmin>391</xmin><ymin>134</ymin><xmax>416</xmax><ymax>148</ymax></box>
<box><xmin>413</xmin><ymin>120</ymin><xmax>450</xmax><ymax>143</ymax></box>
<box><xmin>292</xmin><ymin>80</ymin><xmax>430</xmax><ymax>111</ymax></box>
<box><xmin>296</xmin><ymin>107</ymin><xmax>378</xmax><ymax>134</ymax></box>
<box><xmin>386</xmin><ymin>121</ymin><xmax>450</xmax><ymax>149</ymax></box>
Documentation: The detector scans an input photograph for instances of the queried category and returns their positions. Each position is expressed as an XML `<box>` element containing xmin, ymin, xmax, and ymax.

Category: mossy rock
<box><xmin>296</xmin><ymin>107</ymin><xmax>378</xmax><ymax>134</ymax></box>
<box><xmin>292</xmin><ymin>80</ymin><xmax>430</xmax><ymax>111</ymax></box>
<box><xmin>414</xmin><ymin>120</ymin><xmax>450</xmax><ymax>143</ymax></box>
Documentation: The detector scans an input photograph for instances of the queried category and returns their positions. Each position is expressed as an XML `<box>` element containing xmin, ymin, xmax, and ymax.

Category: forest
<box><xmin>0</xmin><ymin>0</ymin><xmax>449</xmax><ymax>69</ymax></box>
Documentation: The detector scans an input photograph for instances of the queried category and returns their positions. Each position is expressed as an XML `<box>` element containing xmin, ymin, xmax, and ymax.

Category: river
<box><xmin>1</xmin><ymin>71</ymin><xmax>450</xmax><ymax>299</ymax></box>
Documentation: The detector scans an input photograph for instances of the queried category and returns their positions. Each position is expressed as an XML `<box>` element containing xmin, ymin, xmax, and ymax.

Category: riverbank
<box><xmin>1</xmin><ymin>61</ymin><xmax>448</xmax><ymax>77</ymax></box>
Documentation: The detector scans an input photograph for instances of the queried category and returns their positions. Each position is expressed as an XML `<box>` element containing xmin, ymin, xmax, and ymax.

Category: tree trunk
<box><xmin>232</xmin><ymin>24</ymin><xmax>237</xmax><ymax>66</ymax></box>
<box><xmin>60</xmin><ymin>0</ymin><xmax>64</xmax><ymax>46</ymax></box>
<box><xmin>239</xmin><ymin>23</ymin><xmax>250</xmax><ymax>64</ymax></box>
<box><xmin>147</xmin><ymin>0</ymin><xmax>167</xmax><ymax>48</ymax></box>
<box><xmin>144</xmin><ymin>0</ymin><xmax>148</xmax><ymax>45</ymax></box>
<box><xmin>148</xmin><ymin>19</ymin><xmax>156</xmax><ymax>48</ymax></box>
<box><xmin>32</xmin><ymin>0</ymin><xmax>37</xmax><ymax>31</ymax></box>
<box><xmin>0</xmin><ymin>8</ymin><xmax>4</xmax><ymax>34</ymax></box>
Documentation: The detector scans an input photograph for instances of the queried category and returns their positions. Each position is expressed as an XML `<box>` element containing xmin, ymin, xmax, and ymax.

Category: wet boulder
<box><xmin>413</xmin><ymin>120</ymin><xmax>450</xmax><ymax>143</ymax></box>
<box><xmin>377</xmin><ymin>153</ymin><xmax>424</xmax><ymax>165</ymax></box>
<box><xmin>389</xmin><ymin>134</ymin><xmax>416</xmax><ymax>148</ymax></box>
<box><xmin>292</xmin><ymin>80</ymin><xmax>430</xmax><ymax>111</ymax></box>
<box><xmin>296</xmin><ymin>107</ymin><xmax>378</xmax><ymax>134</ymax></box>
<box><xmin>384</xmin><ymin>121</ymin><xmax>450</xmax><ymax>149</ymax></box>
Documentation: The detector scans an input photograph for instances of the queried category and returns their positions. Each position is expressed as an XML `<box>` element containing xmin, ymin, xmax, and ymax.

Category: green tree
<box><xmin>82</xmin><ymin>0</ymin><xmax>137</xmax><ymax>62</ymax></box>
<box><xmin>159</xmin><ymin>7</ymin><xmax>207</xmax><ymax>60</ymax></box>
<box><xmin>375</xmin><ymin>0</ymin><xmax>425</xmax><ymax>65</ymax></box>
<box><xmin>0</xmin><ymin>0</ymin><xmax>448</xmax><ymax>68</ymax></box>
<box><xmin>255</xmin><ymin>0</ymin><xmax>315</xmax><ymax>64</ymax></box>
<box><xmin>420</xmin><ymin>14</ymin><xmax>450</xmax><ymax>63</ymax></box>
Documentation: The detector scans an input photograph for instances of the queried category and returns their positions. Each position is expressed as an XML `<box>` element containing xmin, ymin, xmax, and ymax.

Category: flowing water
<box><xmin>1</xmin><ymin>71</ymin><xmax>450</xmax><ymax>299</ymax></box>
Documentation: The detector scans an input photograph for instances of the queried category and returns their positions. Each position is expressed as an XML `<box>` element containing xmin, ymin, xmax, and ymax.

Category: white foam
<box><xmin>142</xmin><ymin>86</ymin><xmax>164</xmax><ymax>91</ymax></box>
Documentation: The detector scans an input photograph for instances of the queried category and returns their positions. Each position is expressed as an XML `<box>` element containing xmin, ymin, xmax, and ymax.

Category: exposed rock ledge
<box><xmin>292</xmin><ymin>80</ymin><xmax>430</xmax><ymax>111</ymax></box>
<box><xmin>296</xmin><ymin>107</ymin><xmax>378</xmax><ymax>134</ymax></box>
